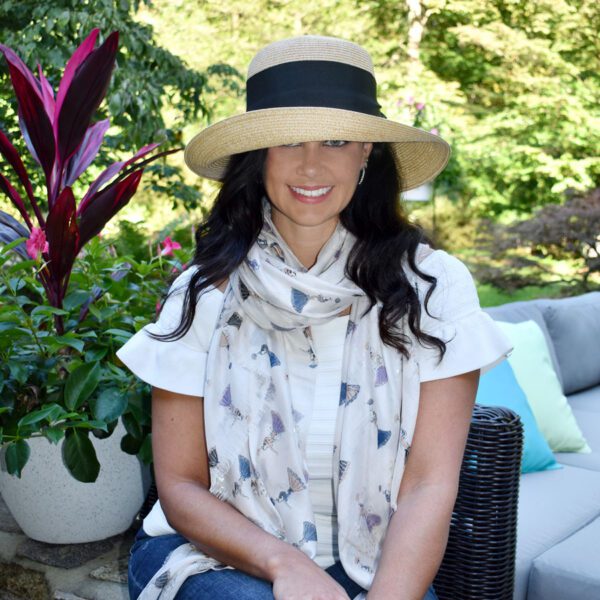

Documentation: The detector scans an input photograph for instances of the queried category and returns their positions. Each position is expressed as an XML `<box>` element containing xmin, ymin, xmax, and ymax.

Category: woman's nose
<box><xmin>297</xmin><ymin>142</ymin><xmax>322</xmax><ymax>178</ymax></box>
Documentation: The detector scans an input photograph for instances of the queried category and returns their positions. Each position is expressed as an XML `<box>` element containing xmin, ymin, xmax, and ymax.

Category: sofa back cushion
<box><xmin>484</xmin><ymin>301</ymin><xmax>563</xmax><ymax>389</ymax></box>
<box><xmin>538</xmin><ymin>292</ymin><xmax>600</xmax><ymax>395</ymax></box>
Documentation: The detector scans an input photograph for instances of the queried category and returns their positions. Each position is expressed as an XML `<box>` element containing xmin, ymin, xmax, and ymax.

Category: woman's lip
<box><xmin>288</xmin><ymin>185</ymin><xmax>333</xmax><ymax>204</ymax></box>
<box><xmin>290</xmin><ymin>185</ymin><xmax>332</xmax><ymax>190</ymax></box>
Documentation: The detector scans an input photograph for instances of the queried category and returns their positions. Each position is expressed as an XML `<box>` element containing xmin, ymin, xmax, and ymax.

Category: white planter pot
<box><xmin>0</xmin><ymin>420</ymin><xmax>149</xmax><ymax>543</ymax></box>
<box><xmin>403</xmin><ymin>181</ymin><xmax>434</xmax><ymax>202</ymax></box>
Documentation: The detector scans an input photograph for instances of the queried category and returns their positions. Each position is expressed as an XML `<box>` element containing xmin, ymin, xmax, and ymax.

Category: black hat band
<box><xmin>246</xmin><ymin>60</ymin><xmax>381</xmax><ymax>116</ymax></box>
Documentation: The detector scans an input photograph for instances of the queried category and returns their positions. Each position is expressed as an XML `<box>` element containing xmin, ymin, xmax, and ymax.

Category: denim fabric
<box><xmin>128</xmin><ymin>528</ymin><xmax>439</xmax><ymax>600</ymax></box>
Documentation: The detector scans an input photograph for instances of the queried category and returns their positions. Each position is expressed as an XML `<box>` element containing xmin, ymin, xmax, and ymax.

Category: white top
<box><xmin>117</xmin><ymin>249</ymin><xmax>512</xmax><ymax>569</ymax></box>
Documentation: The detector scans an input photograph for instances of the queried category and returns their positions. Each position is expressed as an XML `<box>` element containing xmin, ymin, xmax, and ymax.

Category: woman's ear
<box><xmin>362</xmin><ymin>142</ymin><xmax>373</xmax><ymax>163</ymax></box>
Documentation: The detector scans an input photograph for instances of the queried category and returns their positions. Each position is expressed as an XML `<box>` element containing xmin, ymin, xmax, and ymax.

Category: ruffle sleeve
<box><xmin>412</xmin><ymin>250</ymin><xmax>512</xmax><ymax>382</ymax></box>
<box><xmin>116</xmin><ymin>268</ymin><xmax>224</xmax><ymax>396</ymax></box>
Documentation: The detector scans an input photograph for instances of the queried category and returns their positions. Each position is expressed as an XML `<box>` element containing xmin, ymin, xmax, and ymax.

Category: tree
<box><xmin>420</xmin><ymin>0</ymin><xmax>600</xmax><ymax>213</ymax></box>
<box><xmin>361</xmin><ymin>0</ymin><xmax>600</xmax><ymax>213</ymax></box>
<box><xmin>0</xmin><ymin>0</ymin><xmax>213</xmax><ymax>209</ymax></box>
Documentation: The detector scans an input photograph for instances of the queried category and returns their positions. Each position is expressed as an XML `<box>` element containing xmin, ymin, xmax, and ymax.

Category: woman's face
<box><xmin>264</xmin><ymin>140</ymin><xmax>372</xmax><ymax>240</ymax></box>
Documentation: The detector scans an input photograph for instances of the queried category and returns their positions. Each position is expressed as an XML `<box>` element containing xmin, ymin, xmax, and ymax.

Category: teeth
<box><xmin>291</xmin><ymin>186</ymin><xmax>332</xmax><ymax>197</ymax></box>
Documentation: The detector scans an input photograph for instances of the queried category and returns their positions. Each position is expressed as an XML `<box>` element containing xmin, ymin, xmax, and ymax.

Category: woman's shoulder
<box><xmin>167</xmin><ymin>266</ymin><xmax>224</xmax><ymax>306</ymax></box>
<box><xmin>116</xmin><ymin>265</ymin><xmax>223</xmax><ymax>397</ymax></box>
<box><xmin>155</xmin><ymin>266</ymin><xmax>224</xmax><ymax>343</ymax></box>
<box><xmin>410</xmin><ymin>244</ymin><xmax>473</xmax><ymax>286</ymax></box>
<box><xmin>416</xmin><ymin>243</ymin><xmax>468</xmax><ymax>270</ymax></box>
<box><xmin>409</xmin><ymin>244</ymin><xmax>480</xmax><ymax>319</ymax></box>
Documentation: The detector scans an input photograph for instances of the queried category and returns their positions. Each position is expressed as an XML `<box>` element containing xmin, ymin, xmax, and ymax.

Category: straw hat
<box><xmin>184</xmin><ymin>36</ymin><xmax>450</xmax><ymax>191</ymax></box>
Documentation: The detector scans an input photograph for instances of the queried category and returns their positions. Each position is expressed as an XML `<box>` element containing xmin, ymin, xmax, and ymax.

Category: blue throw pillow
<box><xmin>476</xmin><ymin>360</ymin><xmax>560</xmax><ymax>474</ymax></box>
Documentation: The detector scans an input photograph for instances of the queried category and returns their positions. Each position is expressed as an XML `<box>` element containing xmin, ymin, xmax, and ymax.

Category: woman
<box><xmin>119</xmin><ymin>36</ymin><xmax>511</xmax><ymax>600</ymax></box>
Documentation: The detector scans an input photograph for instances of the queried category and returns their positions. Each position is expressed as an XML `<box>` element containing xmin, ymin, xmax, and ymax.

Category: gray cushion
<box><xmin>567</xmin><ymin>386</ymin><xmax>600</xmax><ymax>413</ymax></box>
<box><xmin>538</xmin><ymin>292</ymin><xmax>600</xmax><ymax>394</ymax></box>
<box><xmin>484</xmin><ymin>301</ymin><xmax>563</xmax><ymax>389</ymax></box>
<box><xmin>514</xmin><ymin>465</ymin><xmax>600</xmax><ymax>600</ymax></box>
<box><xmin>554</xmin><ymin>407</ymin><xmax>600</xmax><ymax>471</ymax></box>
<box><xmin>527</xmin><ymin>516</ymin><xmax>600</xmax><ymax>600</ymax></box>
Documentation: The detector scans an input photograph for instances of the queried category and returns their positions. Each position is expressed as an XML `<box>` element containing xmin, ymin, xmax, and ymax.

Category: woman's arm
<box><xmin>367</xmin><ymin>369</ymin><xmax>480</xmax><ymax>600</ymax></box>
<box><xmin>151</xmin><ymin>386</ymin><xmax>350</xmax><ymax>600</ymax></box>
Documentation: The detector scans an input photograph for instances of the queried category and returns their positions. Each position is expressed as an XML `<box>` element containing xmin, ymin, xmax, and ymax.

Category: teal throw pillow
<box><xmin>476</xmin><ymin>360</ymin><xmax>560</xmax><ymax>474</ymax></box>
<box><xmin>495</xmin><ymin>320</ymin><xmax>590</xmax><ymax>453</ymax></box>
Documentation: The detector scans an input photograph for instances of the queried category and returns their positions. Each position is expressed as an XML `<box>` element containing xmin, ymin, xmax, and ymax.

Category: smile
<box><xmin>289</xmin><ymin>186</ymin><xmax>333</xmax><ymax>198</ymax></box>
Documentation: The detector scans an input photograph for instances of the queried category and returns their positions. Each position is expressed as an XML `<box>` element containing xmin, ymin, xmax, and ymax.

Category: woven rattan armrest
<box><xmin>434</xmin><ymin>404</ymin><xmax>523</xmax><ymax>600</ymax></box>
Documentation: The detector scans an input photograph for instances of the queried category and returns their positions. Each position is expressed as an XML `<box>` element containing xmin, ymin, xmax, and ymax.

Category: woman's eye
<box><xmin>281</xmin><ymin>142</ymin><xmax>302</xmax><ymax>148</ymax></box>
<box><xmin>323</xmin><ymin>140</ymin><xmax>348</xmax><ymax>147</ymax></box>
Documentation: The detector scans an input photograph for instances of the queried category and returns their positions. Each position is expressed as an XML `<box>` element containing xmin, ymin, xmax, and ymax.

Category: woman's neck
<box><xmin>271</xmin><ymin>215</ymin><xmax>338</xmax><ymax>270</ymax></box>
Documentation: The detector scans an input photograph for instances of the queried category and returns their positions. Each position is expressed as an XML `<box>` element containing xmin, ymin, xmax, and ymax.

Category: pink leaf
<box><xmin>17</xmin><ymin>111</ymin><xmax>40</xmax><ymax>164</ymax></box>
<box><xmin>0</xmin><ymin>173</ymin><xmax>33</xmax><ymax>229</ymax></box>
<box><xmin>77</xmin><ymin>170</ymin><xmax>143</xmax><ymax>248</ymax></box>
<box><xmin>124</xmin><ymin>142</ymin><xmax>162</xmax><ymax>167</ymax></box>
<box><xmin>45</xmin><ymin>187</ymin><xmax>79</xmax><ymax>302</ymax></box>
<box><xmin>56</xmin><ymin>31</ymin><xmax>118</xmax><ymax>165</ymax></box>
<box><xmin>63</xmin><ymin>119</ymin><xmax>110</xmax><ymax>187</ymax></box>
<box><xmin>54</xmin><ymin>29</ymin><xmax>100</xmax><ymax>128</ymax></box>
<box><xmin>4</xmin><ymin>58</ymin><xmax>56</xmax><ymax>182</ymax></box>
<box><xmin>0</xmin><ymin>45</ymin><xmax>42</xmax><ymax>100</ymax></box>
<box><xmin>78</xmin><ymin>142</ymin><xmax>161</xmax><ymax>212</ymax></box>
<box><xmin>37</xmin><ymin>64</ymin><xmax>55</xmax><ymax>122</ymax></box>
<box><xmin>0</xmin><ymin>129</ymin><xmax>38</xmax><ymax>214</ymax></box>
<box><xmin>78</xmin><ymin>160</ymin><xmax>125</xmax><ymax>213</ymax></box>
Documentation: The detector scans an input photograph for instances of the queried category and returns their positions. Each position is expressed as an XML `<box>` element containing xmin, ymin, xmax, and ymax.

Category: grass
<box><xmin>475</xmin><ymin>282</ymin><xmax>577</xmax><ymax>307</ymax></box>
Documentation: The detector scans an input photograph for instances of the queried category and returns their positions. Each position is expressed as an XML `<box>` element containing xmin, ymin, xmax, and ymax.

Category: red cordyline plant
<box><xmin>0</xmin><ymin>29</ymin><xmax>179</xmax><ymax>334</ymax></box>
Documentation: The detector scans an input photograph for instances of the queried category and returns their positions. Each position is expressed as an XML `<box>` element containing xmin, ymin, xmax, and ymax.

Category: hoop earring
<box><xmin>358</xmin><ymin>165</ymin><xmax>366</xmax><ymax>185</ymax></box>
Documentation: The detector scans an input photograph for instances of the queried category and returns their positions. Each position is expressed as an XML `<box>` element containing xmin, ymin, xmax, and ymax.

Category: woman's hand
<box><xmin>271</xmin><ymin>552</ymin><xmax>351</xmax><ymax>600</ymax></box>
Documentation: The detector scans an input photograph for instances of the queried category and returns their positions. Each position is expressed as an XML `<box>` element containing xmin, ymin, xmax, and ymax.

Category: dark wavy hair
<box><xmin>154</xmin><ymin>142</ymin><xmax>446</xmax><ymax>360</ymax></box>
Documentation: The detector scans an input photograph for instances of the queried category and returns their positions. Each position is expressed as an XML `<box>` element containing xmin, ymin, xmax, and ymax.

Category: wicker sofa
<box><xmin>483</xmin><ymin>291</ymin><xmax>600</xmax><ymax>600</ymax></box>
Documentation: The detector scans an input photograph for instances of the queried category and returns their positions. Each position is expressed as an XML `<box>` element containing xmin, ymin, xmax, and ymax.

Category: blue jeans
<box><xmin>128</xmin><ymin>528</ymin><xmax>439</xmax><ymax>599</ymax></box>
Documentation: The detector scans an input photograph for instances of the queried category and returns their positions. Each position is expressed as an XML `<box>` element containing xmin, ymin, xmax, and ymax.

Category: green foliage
<box><xmin>476</xmin><ymin>282</ymin><xmax>574</xmax><ymax>307</ymax></box>
<box><xmin>476</xmin><ymin>187</ymin><xmax>600</xmax><ymax>289</ymax></box>
<box><xmin>0</xmin><ymin>236</ymin><xmax>189</xmax><ymax>481</ymax></box>
<box><xmin>63</xmin><ymin>428</ymin><xmax>100</xmax><ymax>483</ymax></box>
<box><xmin>3</xmin><ymin>1</ymin><xmax>596</xmax><ymax>217</ymax></box>
<box><xmin>0</xmin><ymin>0</ymin><xmax>210</xmax><ymax>210</ymax></box>
<box><xmin>421</xmin><ymin>0</ymin><xmax>600</xmax><ymax>212</ymax></box>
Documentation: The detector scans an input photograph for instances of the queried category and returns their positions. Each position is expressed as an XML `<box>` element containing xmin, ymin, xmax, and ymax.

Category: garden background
<box><xmin>1</xmin><ymin>0</ymin><xmax>599</xmax><ymax>306</ymax></box>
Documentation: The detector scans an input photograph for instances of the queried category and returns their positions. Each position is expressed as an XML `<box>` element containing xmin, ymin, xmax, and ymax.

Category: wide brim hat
<box><xmin>184</xmin><ymin>36</ymin><xmax>451</xmax><ymax>192</ymax></box>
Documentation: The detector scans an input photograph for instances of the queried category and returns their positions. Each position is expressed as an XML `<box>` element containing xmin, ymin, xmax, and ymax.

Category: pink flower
<box><xmin>26</xmin><ymin>227</ymin><xmax>49</xmax><ymax>259</ymax></box>
<box><xmin>429</xmin><ymin>127</ymin><xmax>440</xmax><ymax>136</ymax></box>
<box><xmin>160</xmin><ymin>236</ymin><xmax>182</xmax><ymax>257</ymax></box>
<box><xmin>416</xmin><ymin>102</ymin><xmax>425</xmax><ymax>111</ymax></box>
<box><xmin>155</xmin><ymin>300</ymin><xmax>162</xmax><ymax>315</ymax></box>
<box><xmin>406</xmin><ymin>95</ymin><xmax>415</xmax><ymax>106</ymax></box>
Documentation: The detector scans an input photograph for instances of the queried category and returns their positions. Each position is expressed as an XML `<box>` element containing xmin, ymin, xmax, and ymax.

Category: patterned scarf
<box><xmin>139</xmin><ymin>206</ymin><xmax>421</xmax><ymax>599</ymax></box>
